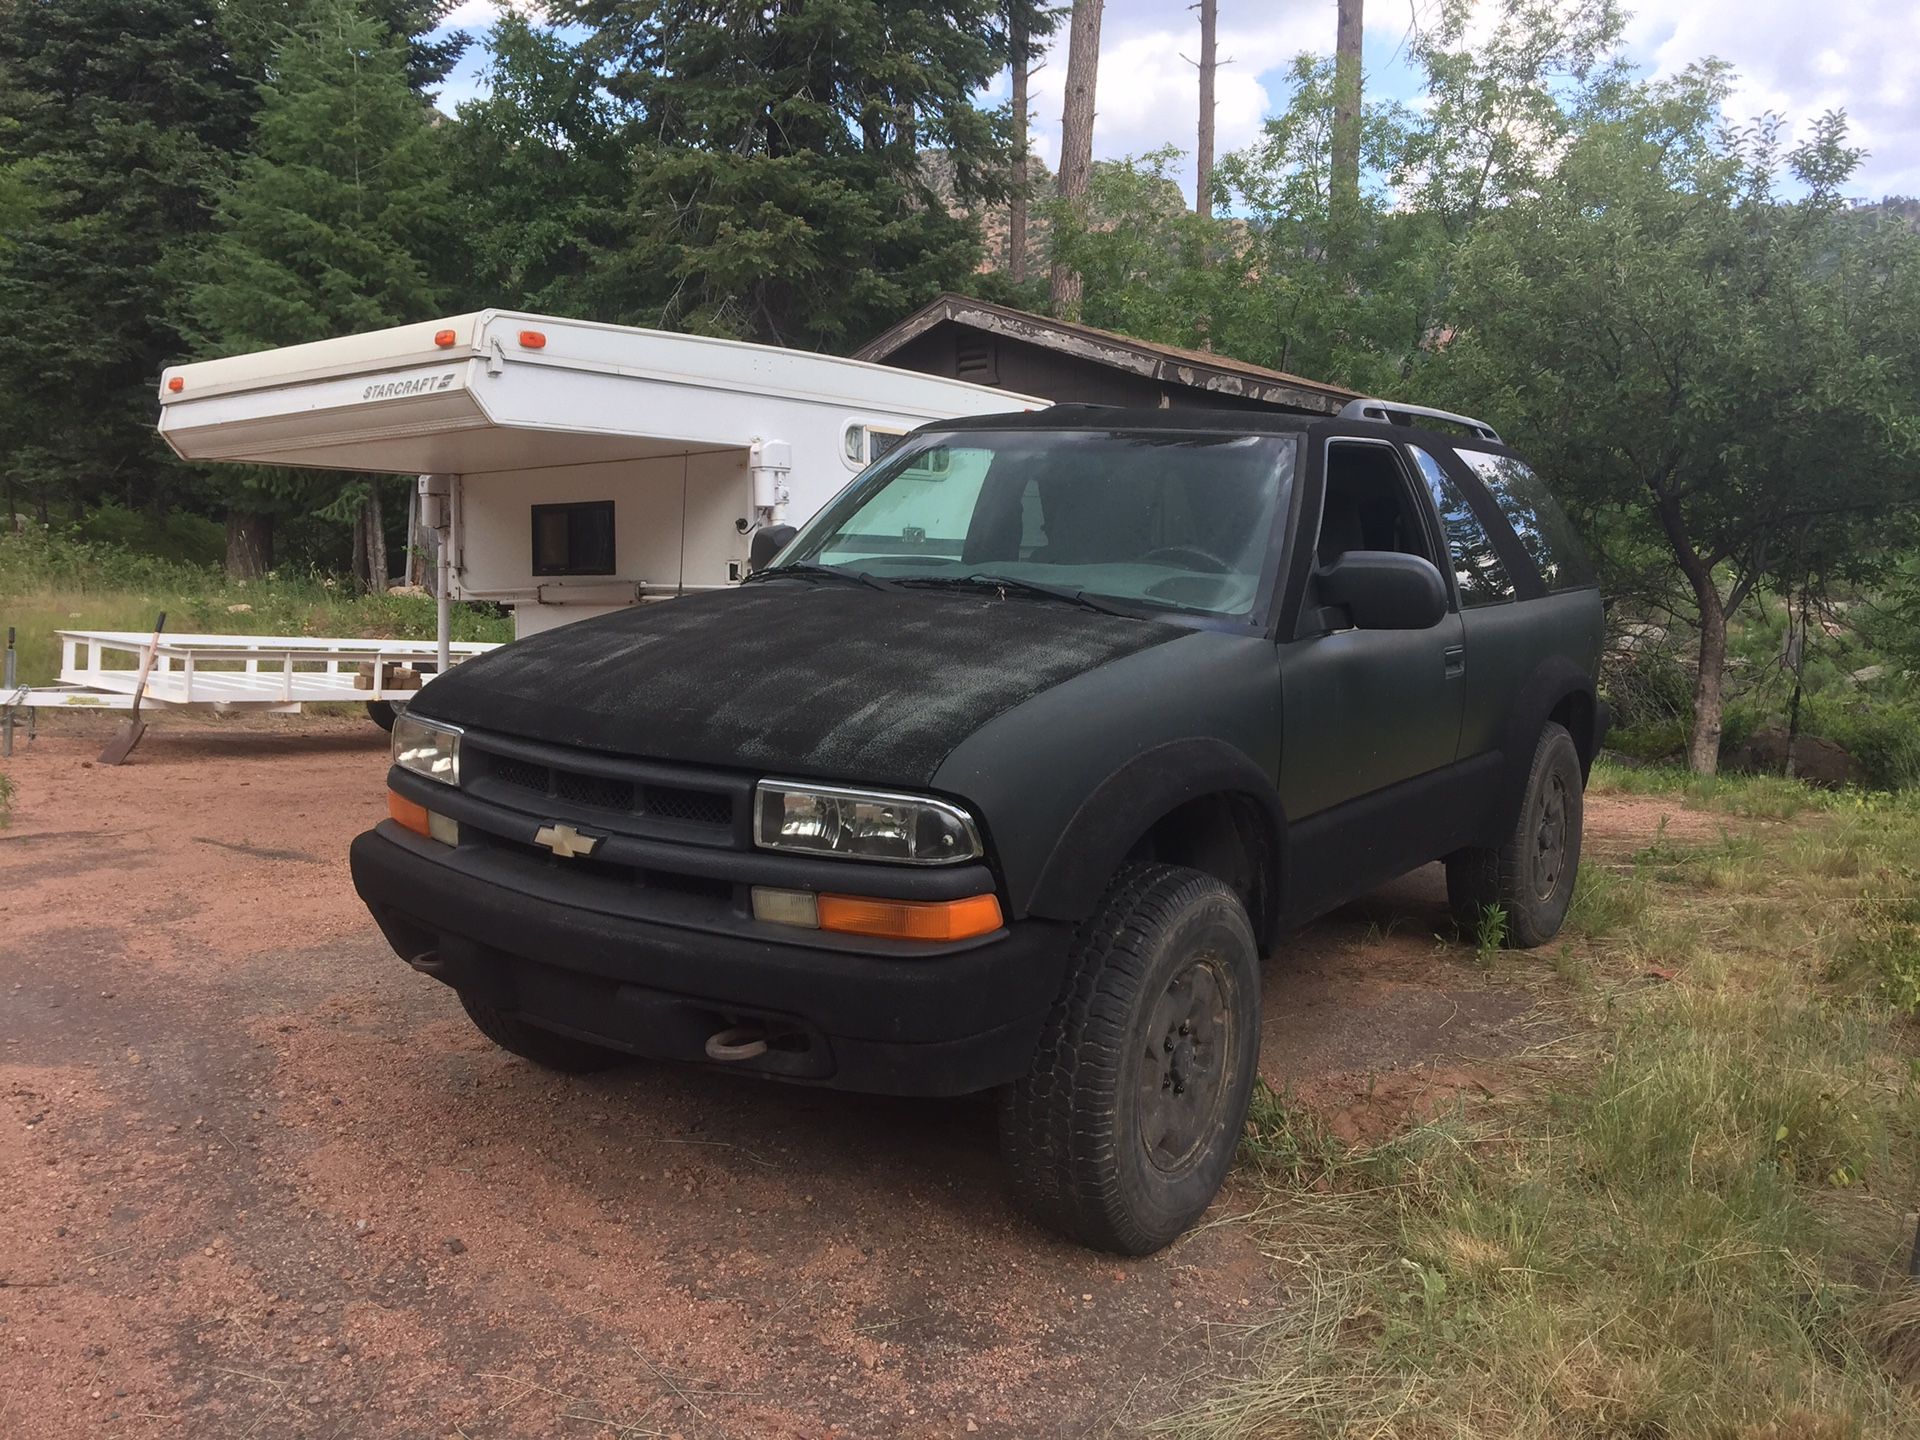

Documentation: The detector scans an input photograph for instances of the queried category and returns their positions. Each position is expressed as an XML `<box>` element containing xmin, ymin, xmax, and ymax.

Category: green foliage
<box><xmin>188</xmin><ymin>0</ymin><xmax>461</xmax><ymax>542</ymax></box>
<box><xmin>222</xmin><ymin>0</ymin><xmax>472</xmax><ymax>96</ymax></box>
<box><xmin>0</xmin><ymin>526</ymin><xmax>510</xmax><ymax>685</ymax></box>
<box><xmin>71</xmin><ymin>503</ymin><xmax>226</xmax><ymax>569</ymax></box>
<box><xmin>191</xmin><ymin>0</ymin><xmax>457</xmax><ymax>353</ymax></box>
<box><xmin>1170</xmin><ymin>786</ymin><xmax>1920</xmax><ymax>1439</ymax></box>
<box><xmin>0</xmin><ymin>0</ymin><xmax>253</xmax><ymax>518</ymax></box>
<box><xmin>448</xmin><ymin>12</ymin><xmax>627</xmax><ymax>313</ymax></box>
<box><xmin>1813</xmin><ymin>697</ymin><xmax>1920</xmax><ymax>791</ymax></box>
<box><xmin>552</xmin><ymin>0</ymin><xmax>1023</xmax><ymax>346</ymax></box>
<box><xmin>0</xmin><ymin>772</ymin><xmax>13</xmax><ymax>829</ymax></box>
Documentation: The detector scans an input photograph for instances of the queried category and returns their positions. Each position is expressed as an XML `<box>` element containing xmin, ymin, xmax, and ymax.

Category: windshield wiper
<box><xmin>899</xmin><ymin>572</ymin><xmax>1137</xmax><ymax>617</ymax></box>
<box><xmin>742</xmin><ymin>562</ymin><xmax>901</xmax><ymax>593</ymax></box>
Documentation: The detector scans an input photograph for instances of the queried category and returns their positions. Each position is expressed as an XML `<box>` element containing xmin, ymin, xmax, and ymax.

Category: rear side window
<box><xmin>1407</xmin><ymin>445</ymin><xmax>1514</xmax><ymax>606</ymax></box>
<box><xmin>1454</xmin><ymin>448</ymin><xmax>1596</xmax><ymax>592</ymax></box>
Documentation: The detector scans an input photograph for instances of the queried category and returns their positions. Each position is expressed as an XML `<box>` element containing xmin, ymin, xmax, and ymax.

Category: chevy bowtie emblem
<box><xmin>534</xmin><ymin>822</ymin><xmax>601</xmax><ymax>859</ymax></box>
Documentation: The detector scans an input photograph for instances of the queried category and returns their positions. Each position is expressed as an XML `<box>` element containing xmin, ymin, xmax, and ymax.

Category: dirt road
<box><xmin>0</xmin><ymin>718</ymin><xmax>1626</xmax><ymax>1437</ymax></box>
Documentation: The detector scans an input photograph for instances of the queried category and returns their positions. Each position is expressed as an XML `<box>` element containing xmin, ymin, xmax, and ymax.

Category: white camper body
<box><xmin>157</xmin><ymin>310</ymin><xmax>1045</xmax><ymax>641</ymax></box>
<box><xmin>2</xmin><ymin>312</ymin><xmax>1043</xmax><ymax>743</ymax></box>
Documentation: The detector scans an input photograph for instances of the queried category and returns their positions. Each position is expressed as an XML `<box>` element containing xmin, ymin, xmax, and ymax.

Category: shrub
<box><xmin>1814</xmin><ymin>699</ymin><xmax>1920</xmax><ymax>791</ymax></box>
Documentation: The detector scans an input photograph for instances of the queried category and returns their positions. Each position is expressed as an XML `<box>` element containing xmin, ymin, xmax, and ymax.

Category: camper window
<box><xmin>532</xmin><ymin>501</ymin><xmax>616</xmax><ymax>577</ymax></box>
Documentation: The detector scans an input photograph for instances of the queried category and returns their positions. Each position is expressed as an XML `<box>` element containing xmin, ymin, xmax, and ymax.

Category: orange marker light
<box><xmin>518</xmin><ymin>329</ymin><xmax>547</xmax><ymax>350</ymax></box>
<box><xmin>817</xmin><ymin>892</ymin><xmax>1003</xmax><ymax>942</ymax></box>
<box><xmin>433</xmin><ymin>328</ymin><xmax>457</xmax><ymax>348</ymax></box>
<box><xmin>166</xmin><ymin>376</ymin><xmax>184</xmax><ymax>392</ymax></box>
<box><xmin>387</xmin><ymin>789</ymin><xmax>430</xmax><ymax>838</ymax></box>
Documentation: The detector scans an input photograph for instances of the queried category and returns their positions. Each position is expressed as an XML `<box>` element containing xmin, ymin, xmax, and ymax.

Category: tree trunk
<box><xmin>1195</xmin><ymin>0</ymin><xmax>1216</xmax><ymax>219</ymax></box>
<box><xmin>363</xmin><ymin>487</ymin><xmax>388</xmax><ymax>595</ymax></box>
<box><xmin>1783</xmin><ymin>582</ymin><xmax>1809</xmax><ymax>777</ymax></box>
<box><xmin>224</xmin><ymin>509</ymin><xmax>272</xmax><ymax>580</ymax></box>
<box><xmin>1687</xmin><ymin>586</ymin><xmax>1728</xmax><ymax>776</ymax></box>
<box><xmin>1330</xmin><ymin>0</ymin><xmax>1363</xmax><ymax>263</ymax></box>
<box><xmin>351</xmin><ymin>502</ymin><xmax>368</xmax><ymax>593</ymax></box>
<box><xmin>1049</xmin><ymin>0</ymin><xmax>1104</xmax><ymax>318</ymax></box>
<box><xmin>1009</xmin><ymin>6</ymin><xmax>1030</xmax><ymax>282</ymax></box>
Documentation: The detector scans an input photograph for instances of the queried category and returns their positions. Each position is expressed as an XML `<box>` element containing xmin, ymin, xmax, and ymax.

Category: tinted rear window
<box><xmin>1453</xmin><ymin>448</ymin><xmax>1596</xmax><ymax>592</ymax></box>
<box><xmin>1407</xmin><ymin>445</ymin><xmax>1515</xmax><ymax>606</ymax></box>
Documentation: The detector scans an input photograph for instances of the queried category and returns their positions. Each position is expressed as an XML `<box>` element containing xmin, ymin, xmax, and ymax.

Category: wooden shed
<box><xmin>854</xmin><ymin>294</ymin><xmax>1357</xmax><ymax>416</ymax></box>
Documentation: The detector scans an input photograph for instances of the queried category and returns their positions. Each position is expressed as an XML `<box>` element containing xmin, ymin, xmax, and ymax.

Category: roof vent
<box><xmin>955</xmin><ymin>337</ymin><xmax>998</xmax><ymax>383</ymax></box>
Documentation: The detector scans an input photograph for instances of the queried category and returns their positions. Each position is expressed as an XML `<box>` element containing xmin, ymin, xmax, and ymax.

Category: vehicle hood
<box><xmin>410</xmin><ymin>584</ymin><xmax>1187</xmax><ymax>787</ymax></box>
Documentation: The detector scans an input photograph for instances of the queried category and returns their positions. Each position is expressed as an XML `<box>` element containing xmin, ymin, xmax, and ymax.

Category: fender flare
<box><xmin>1023</xmin><ymin>737</ymin><xmax>1286</xmax><ymax>938</ymax></box>
<box><xmin>1492</xmin><ymin>657</ymin><xmax>1599</xmax><ymax>831</ymax></box>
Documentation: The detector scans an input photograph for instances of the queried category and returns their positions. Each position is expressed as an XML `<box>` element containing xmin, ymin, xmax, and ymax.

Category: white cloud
<box><xmin>1625</xmin><ymin>0</ymin><xmax>1920</xmax><ymax>195</ymax></box>
<box><xmin>430</xmin><ymin>0</ymin><xmax>1920</xmax><ymax>198</ymax></box>
<box><xmin>1017</xmin><ymin>1</ymin><xmax>1327</xmax><ymax>193</ymax></box>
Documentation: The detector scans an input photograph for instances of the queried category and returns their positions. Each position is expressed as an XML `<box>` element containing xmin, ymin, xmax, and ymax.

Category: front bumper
<box><xmin>349</xmin><ymin>824</ymin><xmax>1071</xmax><ymax>1097</ymax></box>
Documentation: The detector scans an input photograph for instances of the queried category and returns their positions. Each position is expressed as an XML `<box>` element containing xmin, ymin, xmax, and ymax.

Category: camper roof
<box><xmin>157</xmin><ymin>310</ymin><xmax>1044</xmax><ymax>475</ymax></box>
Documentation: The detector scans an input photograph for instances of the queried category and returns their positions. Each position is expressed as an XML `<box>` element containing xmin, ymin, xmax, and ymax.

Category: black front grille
<box><xmin>475</xmin><ymin>746</ymin><xmax>734</xmax><ymax>829</ymax></box>
<box><xmin>556</xmin><ymin>771</ymin><xmax>638</xmax><ymax>812</ymax></box>
<box><xmin>492</xmin><ymin>756</ymin><xmax>549</xmax><ymax>794</ymax></box>
<box><xmin>643</xmin><ymin>785</ymin><xmax>733</xmax><ymax>826</ymax></box>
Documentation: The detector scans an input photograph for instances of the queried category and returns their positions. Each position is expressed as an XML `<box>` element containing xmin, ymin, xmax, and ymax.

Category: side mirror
<box><xmin>1319</xmin><ymin>550</ymin><xmax>1449</xmax><ymax>630</ymax></box>
<box><xmin>748</xmin><ymin>523</ymin><xmax>798</xmax><ymax>573</ymax></box>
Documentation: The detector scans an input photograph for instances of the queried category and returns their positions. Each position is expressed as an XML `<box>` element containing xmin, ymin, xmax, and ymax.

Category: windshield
<box><xmin>775</xmin><ymin>428</ymin><xmax>1297</xmax><ymax>619</ymax></box>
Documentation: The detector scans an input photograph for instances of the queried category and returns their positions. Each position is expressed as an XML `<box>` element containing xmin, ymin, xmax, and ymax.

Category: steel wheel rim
<box><xmin>1534</xmin><ymin>769</ymin><xmax>1570</xmax><ymax>901</ymax></box>
<box><xmin>1137</xmin><ymin>952</ymin><xmax>1234</xmax><ymax>1176</ymax></box>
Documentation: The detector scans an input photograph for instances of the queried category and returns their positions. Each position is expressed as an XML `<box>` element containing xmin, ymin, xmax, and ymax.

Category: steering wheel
<box><xmin>1143</xmin><ymin>544</ymin><xmax>1234</xmax><ymax>574</ymax></box>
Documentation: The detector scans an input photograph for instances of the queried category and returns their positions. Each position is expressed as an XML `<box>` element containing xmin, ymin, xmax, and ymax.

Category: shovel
<box><xmin>98</xmin><ymin>611</ymin><xmax>166</xmax><ymax>766</ymax></box>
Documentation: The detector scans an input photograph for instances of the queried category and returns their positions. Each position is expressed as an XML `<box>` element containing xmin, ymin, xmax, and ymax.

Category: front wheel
<box><xmin>1000</xmin><ymin>864</ymin><xmax>1261</xmax><ymax>1255</ymax></box>
<box><xmin>1446</xmin><ymin>721</ymin><xmax>1584</xmax><ymax>948</ymax></box>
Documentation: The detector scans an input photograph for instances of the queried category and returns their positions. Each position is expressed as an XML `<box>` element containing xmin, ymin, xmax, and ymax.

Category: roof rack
<box><xmin>1338</xmin><ymin>397</ymin><xmax>1502</xmax><ymax>443</ymax></box>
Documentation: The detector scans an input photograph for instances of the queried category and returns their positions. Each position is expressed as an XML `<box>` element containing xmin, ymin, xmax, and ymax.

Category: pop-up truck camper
<box><xmin>3</xmin><ymin>311</ymin><xmax>1043</xmax><ymax>737</ymax></box>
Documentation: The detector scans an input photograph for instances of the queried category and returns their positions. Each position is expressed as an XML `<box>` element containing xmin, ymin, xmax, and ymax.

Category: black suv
<box><xmin>350</xmin><ymin>400</ymin><xmax>1603</xmax><ymax>1254</ymax></box>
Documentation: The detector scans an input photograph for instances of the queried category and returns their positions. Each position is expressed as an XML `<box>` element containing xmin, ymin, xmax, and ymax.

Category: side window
<box><xmin>1407</xmin><ymin>445</ymin><xmax>1513</xmax><ymax>606</ymax></box>
<box><xmin>1318</xmin><ymin>441</ymin><xmax>1442</xmax><ymax>569</ymax></box>
<box><xmin>1453</xmin><ymin>448</ymin><xmax>1596</xmax><ymax>592</ymax></box>
<box><xmin>531</xmin><ymin>500</ymin><xmax>616</xmax><ymax>576</ymax></box>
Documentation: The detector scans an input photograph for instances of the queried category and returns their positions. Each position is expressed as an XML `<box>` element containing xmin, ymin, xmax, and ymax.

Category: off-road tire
<box><xmin>458</xmin><ymin>993</ymin><xmax>629</xmax><ymax>1073</ymax></box>
<box><xmin>1000</xmin><ymin>863</ymin><xmax>1261</xmax><ymax>1255</ymax></box>
<box><xmin>1446</xmin><ymin>721</ymin><xmax>1583</xmax><ymax>949</ymax></box>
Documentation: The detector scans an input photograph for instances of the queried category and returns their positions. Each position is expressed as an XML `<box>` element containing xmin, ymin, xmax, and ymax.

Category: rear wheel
<box><xmin>366</xmin><ymin>699</ymin><xmax>403</xmax><ymax>732</ymax></box>
<box><xmin>1000</xmin><ymin>864</ymin><xmax>1261</xmax><ymax>1255</ymax></box>
<box><xmin>1446</xmin><ymin>721</ymin><xmax>1583</xmax><ymax>948</ymax></box>
<box><xmin>457</xmin><ymin>993</ymin><xmax>630</xmax><ymax>1073</ymax></box>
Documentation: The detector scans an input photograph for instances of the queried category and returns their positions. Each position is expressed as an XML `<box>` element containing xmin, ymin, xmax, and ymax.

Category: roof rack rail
<box><xmin>1338</xmin><ymin>397</ymin><xmax>1502</xmax><ymax>443</ymax></box>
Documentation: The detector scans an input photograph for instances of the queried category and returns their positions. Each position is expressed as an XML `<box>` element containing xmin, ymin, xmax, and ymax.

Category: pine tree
<box><xmin>191</xmin><ymin>0</ymin><xmax>460</xmax><ymax>577</ymax></box>
<box><xmin>554</xmin><ymin>0</ymin><xmax>1022</xmax><ymax>348</ymax></box>
<box><xmin>222</xmin><ymin>0</ymin><xmax>471</xmax><ymax>96</ymax></box>
<box><xmin>0</xmin><ymin>0</ymin><xmax>252</xmax><ymax>520</ymax></box>
<box><xmin>448</xmin><ymin>12</ymin><xmax>628</xmax><ymax>313</ymax></box>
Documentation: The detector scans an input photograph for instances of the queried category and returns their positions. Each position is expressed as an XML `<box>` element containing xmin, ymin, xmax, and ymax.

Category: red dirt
<box><xmin>0</xmin><ymin>716</ymin><xmax>1687</xmax><ymax>1437</ymax></box>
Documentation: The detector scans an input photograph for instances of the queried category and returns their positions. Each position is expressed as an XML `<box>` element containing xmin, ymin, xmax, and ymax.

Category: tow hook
<box><xmin>704</xmin><ymin>1025</ymin><xmax>771</xmax><ymax>1062</ymax></box>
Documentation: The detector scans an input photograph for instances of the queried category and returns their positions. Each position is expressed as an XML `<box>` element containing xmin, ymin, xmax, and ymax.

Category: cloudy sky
<box><xmin>436</xmin><ymin>0</ymin><xmax>1920</xmax><ymax>199</ymax></box>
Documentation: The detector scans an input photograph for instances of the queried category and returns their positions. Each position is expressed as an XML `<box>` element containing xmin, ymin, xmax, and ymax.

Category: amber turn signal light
<box><xmin>518</xmin><ymin>329</ymin><xmax>547</xmax><ymax>349</ymax></box>
<box><xmin>816</xmin><ymin>892</ymin><xmax>1003</xmax><ymax>942</ymax></box>
<box><xmin>388</xmin><ymin>789</ymin><xmax>430</xmax><ymax>837</ymax></box>
<box><xmin>433</xmin><ymin>328</ymin><xmax>457</xmax><ymax>348</ymax></box>
<box><xmin>166</xmin><ymin>377</ymin><xmax>184</xmax><ymax>392</ymax></box>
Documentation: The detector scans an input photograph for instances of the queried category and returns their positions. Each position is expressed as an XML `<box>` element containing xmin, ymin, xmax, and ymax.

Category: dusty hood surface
<box><xmin>411</xmin><ymin>582</ymin><xmax>1185</xmax><ymax>786</ymax></box>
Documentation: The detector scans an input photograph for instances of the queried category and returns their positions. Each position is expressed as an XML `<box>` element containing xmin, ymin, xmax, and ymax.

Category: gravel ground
<box><xmin>1</xmin><ymin>715</ymin><xmax>1578</xmax><ymax>1438</ymax></box>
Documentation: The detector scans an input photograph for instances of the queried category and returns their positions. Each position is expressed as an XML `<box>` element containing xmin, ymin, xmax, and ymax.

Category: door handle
<box><xmin>1443</xmin><ymin>645</ymin><xmax>1466</xmax><ymax>678</ymax></box>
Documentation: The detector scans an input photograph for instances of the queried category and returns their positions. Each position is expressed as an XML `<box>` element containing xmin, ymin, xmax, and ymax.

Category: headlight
<box><xmin>391</xmin><ymin>713</ymin><xmax>462</xmax><ymax>786</ymax></box>
<box><xmin>754</xmin><ymin>781</ymin><xmax>982</xmax><ymax>865</ymax></box>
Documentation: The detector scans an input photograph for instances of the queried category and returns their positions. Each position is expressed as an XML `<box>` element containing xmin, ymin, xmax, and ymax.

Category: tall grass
<box><xmin>1176</xmin><ymin>779</ymin><xmax>1920</xmax><ymax>1438</ymax></box>
<box><xmin>0</xmin><ymin>527</ymin><xmax>510</xmax><ymax>684</ymax></box>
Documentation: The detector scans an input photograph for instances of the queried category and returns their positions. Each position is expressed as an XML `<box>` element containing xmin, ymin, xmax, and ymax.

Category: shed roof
<box><xmin>853</xmin><ymin>294</ymin><xmax>1359</xmax><ymax>415</ymax></box>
